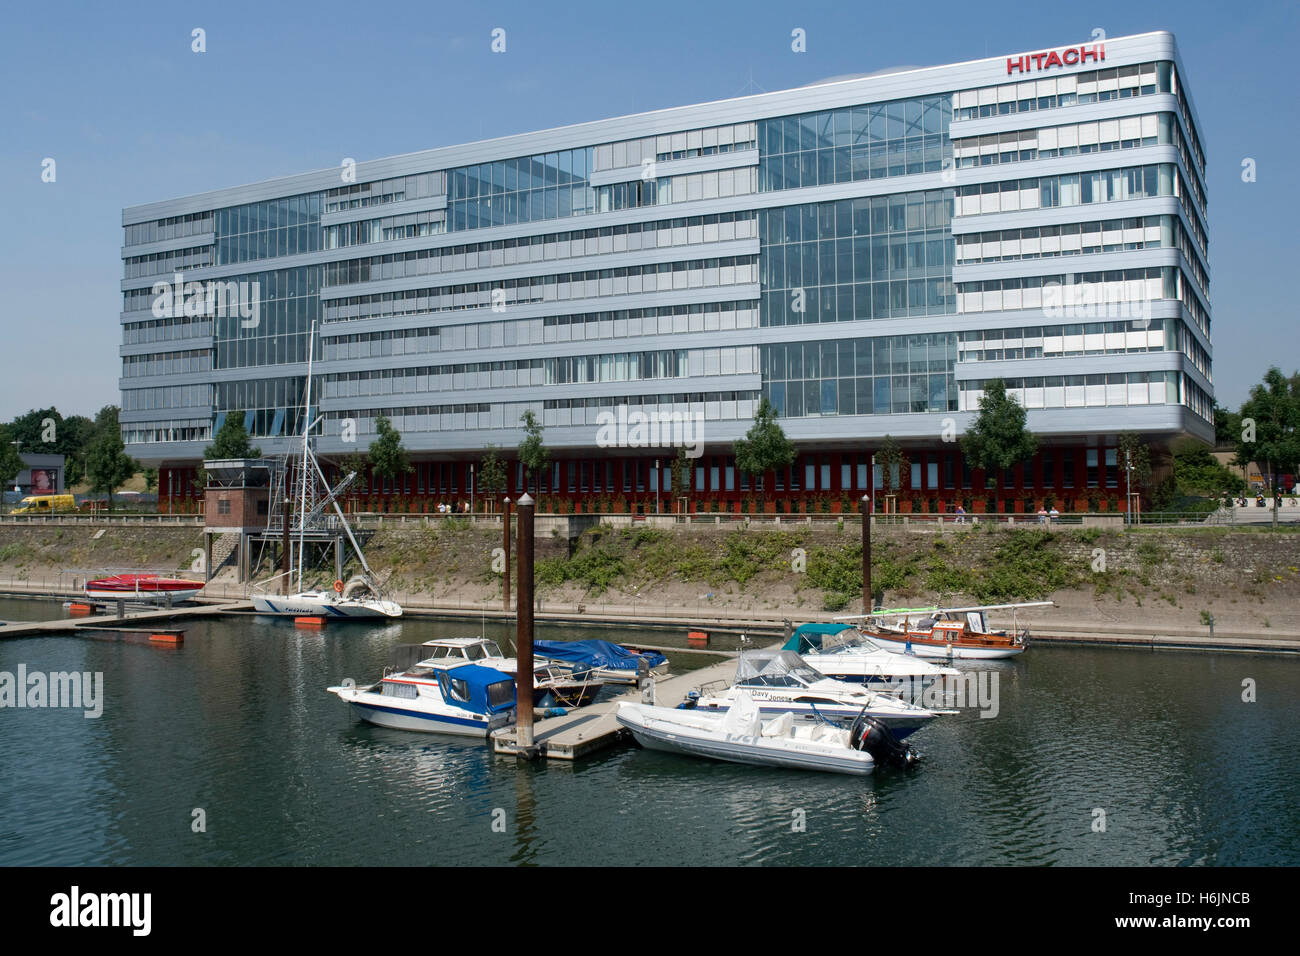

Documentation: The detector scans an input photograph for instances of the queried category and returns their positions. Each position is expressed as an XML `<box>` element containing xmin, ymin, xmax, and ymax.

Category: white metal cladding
<box><xmin>122</xmin><ymin>32</ymin><xmax>1183</xmax><ymax>223</ymax></box>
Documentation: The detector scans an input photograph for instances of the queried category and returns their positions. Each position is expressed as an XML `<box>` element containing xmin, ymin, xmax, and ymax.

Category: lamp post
<box><xmin>655</xmin><ymin>458</ymin><xmax>660</xmax><ymax>514</ymax></box>
<box><xmin>470</xmin><ymin>462</ymin><xmax>475</xmax><ymax>515</ymax></box>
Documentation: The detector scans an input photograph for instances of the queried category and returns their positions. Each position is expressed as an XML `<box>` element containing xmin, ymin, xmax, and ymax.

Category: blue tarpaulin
<box><xmin>533</xmin><ymin>640</ymin><xmax>666</xmax><ymax>673</ymax></box>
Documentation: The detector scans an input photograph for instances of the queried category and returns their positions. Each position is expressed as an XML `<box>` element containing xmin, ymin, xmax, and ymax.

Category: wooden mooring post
<box><xmin>514</xmin><ymin>494</ymin><xmax>538</xmax><ymax>759</ymax></box>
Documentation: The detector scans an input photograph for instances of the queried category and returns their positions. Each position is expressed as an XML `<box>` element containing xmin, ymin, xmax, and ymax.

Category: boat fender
<box><xmin>677</xmin><ymin>691</ymin><xmax>701</xmax><ymax>710</ymax></box>
<box><xmin>541</xmin><ymin>706</ymin><xmax>568</xmax><ymax>717</ymax></box>
<box><xmin>849</xmin><ymin>712</ymin><xmax>919</xmax><ymax>770</ymax></box>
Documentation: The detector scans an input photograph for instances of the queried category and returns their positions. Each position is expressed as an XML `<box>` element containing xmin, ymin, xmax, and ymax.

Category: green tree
<box><xmin>960</xmin><ymin>378</ymin><xmax>1038</xmax><ymax>486</ymax></box>
<box><xmin>143</xmin><ymin>467</ymin><xmax>159</xmax><ymax>494</ymax></box>
<box><xmin>1236</xmin><ymin>368</ymin><xmax>1300</xmax><ymax>510</ymax></box>
<box><xmin>86</xmin><ymin>422</ymin><xmax>138</xmax><ymax>513</ymax></box>
<box><xmin>204</xmin><ymin>410</ymin><xmax>262</xmax><ymax>460</ymax></box>
<box><xmin>669</xmin><ymin>445</ymin><xmax>694</xmax><ymax>500</ymax></box>
<box><xmin>875</xmin><ymin>434</ymin><xmax>909</xmax><ymax>497</ymax></box>
<box><xmin>1116</xmin><ymin>431</ymin><xmax>1153</xmax><ymax>496</ymax></box>
<box><xmin>368</xmin><ymin>415</ymin><xmax>412</xmax><ymax>483</ymax></box>
<box><xmin>0</xmin><ymin>424</ymin><xmax>23</xmax><ymax>499</ymax></box>
<box><xmin>1213</xmin><ymin>404</ymin><xmax>1241</xmax><ymax>449</ymax></box>
<box><xmin>477</xmin><ymin>445</ymin><xmax>507</xmax><ymax>504</ymax></box>
<box><xmin>1169</xmin><ymin>438</ymin><xmax>1245</xmax><ymax>499</ymax></box>
<box><xmin>338</xmin><ymin>451</ymin><xmax>370</xmax><ymax>493</ymax></box>
<box><xmin>733</xmin><ymin>396</ymin><xmax>795</xmax><ymax>492</ymax></box>
<box><xmin>517</xmin><ymin>410</ymin><xmax>549</xmax><ymax>495</ymax></box>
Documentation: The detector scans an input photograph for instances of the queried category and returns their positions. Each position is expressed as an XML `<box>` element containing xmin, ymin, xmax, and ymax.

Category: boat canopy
<box><xmin>533</xmin><ymin>640</ymin><xmax>666</xmax><ymax>673</ymax></box>
<box><xmin>734</xmin><ymin>650</ymin><xmax>825</xmax><ymax>687</ymax></box>
<box><xmin>432</xmin><ymin>663</ymin><xmax>517</xmax><ymax>715</ymax></box>
<box><xmin>781</xmin><ymin>622</ymin><xmax>858</xmax><ymax>654</ymax></box>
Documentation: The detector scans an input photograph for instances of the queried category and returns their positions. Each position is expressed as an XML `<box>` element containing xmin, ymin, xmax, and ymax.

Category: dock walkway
<box><xmin>0</xmin><ymin>601</ymin><xmax>253</xmax><ymax>638</ymax></box>
<box><xmin>491</xmin><ymin>649</ymin><xmax>760</xmax><ymax>761</ymax></box>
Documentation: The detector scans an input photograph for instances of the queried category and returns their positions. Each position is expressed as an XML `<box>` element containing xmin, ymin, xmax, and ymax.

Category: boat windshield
<box><xmin>481</xmin><ymin>641</ymin><xmax>503</xmax><ymax>658</ymax></box>
<box><xmin>462</xmin><ymin>643</ymin><xmax>486</xmax><ymax>660</ymax></box>
<box><xmin>735</xmin><ymin>650</ymin><xmax>826</xmax><ymax>687</ymax></box>
<box><xmin>819</xmin><ymin>630</ymin><xmax>881</xmax><ymax>653</ymax></box>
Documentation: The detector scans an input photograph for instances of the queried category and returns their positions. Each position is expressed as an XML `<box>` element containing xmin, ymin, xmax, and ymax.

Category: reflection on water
<box><xmin>0</xmin><ymin>598</ymin><xmax>1297</xmax><ymax>866</ymax></box>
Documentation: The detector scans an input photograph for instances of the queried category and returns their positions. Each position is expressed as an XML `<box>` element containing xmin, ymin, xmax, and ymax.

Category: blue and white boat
<box><xmin>782</xmin><ymin>623</ymin><xmax>959</xmax><ymax>687</ymax></box>
<box><xmin>326</xmin><ymin>660</ymin><xmax>516</xmax><ymax>736</ymax></box>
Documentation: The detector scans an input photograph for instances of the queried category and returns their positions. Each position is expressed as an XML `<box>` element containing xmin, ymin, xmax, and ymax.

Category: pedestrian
<box><xmin>955</xmin><ymin>504</ymin><xmax>966</xmax><ymax>525</ymax></box>
<box><xmin>1049</xmin><ymin>506</ymin><xmax>1060</xmax><ymax>522</ymax></box>
<box><xmin>1037</xmin><ymin>506</ymin><xmax>1048</xmax><ymax>524</ymax></box>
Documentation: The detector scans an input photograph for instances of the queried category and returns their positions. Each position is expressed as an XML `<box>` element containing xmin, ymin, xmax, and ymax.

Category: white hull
<box><xmin>84</xmin><ymin>587</ymin><xmax>201</xmax><ymax>603</ymax></box>
<box><xmin>799</xmin><ymin>652</ymin><xmax>959</xmax><ymax>685</ymax></box>
<box><xmin>253</xmin><ymin>592</ymin><xmax>402</xmax><ymax>618</ymax></box>
<box><xmin>327</xmin><ymin>685</ymin><xmax>511</xmax><ymax>736</ymax></box>
<box><xmin>617</xmin><ymin>702</ymin><xmax>875</xmax><ymax>775</ymax></box>
<box><xmin>869</xmin><ymin>633</ymin><xmax>1025</xmax><ymax>660</ymax></box>
<box><xmin>695</xmin><ymin>696</ymin><xmax>937</xmax><ymax>738</ymax></box>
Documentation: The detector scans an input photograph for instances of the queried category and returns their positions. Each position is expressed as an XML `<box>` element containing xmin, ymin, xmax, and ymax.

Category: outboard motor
<box><xmin>849</xmin><ymin>712</ymin><xmax>919</xmax><ymax>769</ymax></box>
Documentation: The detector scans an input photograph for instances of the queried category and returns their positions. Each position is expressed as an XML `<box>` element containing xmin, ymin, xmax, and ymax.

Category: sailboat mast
<box><xmin>297</xmin><ymin>323</ymin><xmax>316</xmax><ymax>591</ymax></box>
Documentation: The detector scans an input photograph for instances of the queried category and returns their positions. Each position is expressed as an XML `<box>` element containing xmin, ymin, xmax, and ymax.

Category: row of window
<box><xmin>322</xmin><ymin>256</ymin><xmax>759</xmax><ymax>324</ymax></box>
<box><xmin>123</xmin><ymin>212</ymin><xmax>213</xmax><ymax>248</ymax></box>
<box><xmin>954</xmin><ymin>62</ymin><xmax>1169</xmax><ymax>120</ymax></box>
<box><xmin>322</xmin><ymin>210</ymin><xmax>448</xmax><ymax>250</ymax></box>
<box><xmin>121</xmin><ymin>349</ymin><xmax>211</xmax><ymax>379</ymax></box>
<box><xmin>956</xmin><ymin>319</ymin><xmax>1173</xmax><ymax>362</ymax></box>
<box><xmin>320</xmin><ymin>300</ymin><xmax>760</xmax><ymax>362</ymax></box>
<box><xmin>123</xmin><ymin>245</ymin><xmax>213</xmax><ymax>280</ymax></box>
<box><xmin>592</xmin><ymin>123</ymin><xmax>757</xmax><ymax>171</ymax></box>
<box><xmin>958</xmin><ymin>371</ymin><xmax>1179</xmax><ymax>411</ymax></box>
<box><xmin>321</xmin><ymin>211</ymin><xmax>759</xmax><ymax>287</ymax></box>
<box><xmin>953</xmin><ymin>112</ymin><xmax>1167</xmax><ymax>168</ymax></box>
<box><xmin>324</xmin><ymin>172</ymin><xmax>445</xmax><ymax>213</ymax></box>
<box><xmin>955</xmin><ymin>266</ymin><xmax>1172</xmax><ymax>315</ymax></box>
<box><xmin>121</xmin><ymin>316</ymin><xmax>213</xmax><ymax>346</ymax></box>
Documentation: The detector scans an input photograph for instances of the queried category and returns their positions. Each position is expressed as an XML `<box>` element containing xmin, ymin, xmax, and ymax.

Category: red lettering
<box><xmin>1007</xmin><ymin>56</ymin><xmax>1023</xmax><ymax>74</ymax></box>
<box><xmin>1043</xmin><ymin>50</ymin><xmax>1062</xmax><ymax>69</ymax></box>
<box><xmin>1063</xmin><ymin>47</ymin><xmax>1079</xmax><ymax>65</ymax></box>
<box><xmin>1032</xmin><ymin>52</ymin><xmax>1047</xmax><ymax>69</ymax></box>
<box><xmin>1081</xmin><ymin>45</ymin><xmax>1098</xmax><ymax>64</ymax></box>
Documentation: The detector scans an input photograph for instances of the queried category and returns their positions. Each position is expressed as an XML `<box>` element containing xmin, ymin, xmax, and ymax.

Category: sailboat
<box><xmin>250</xmin><ymin>324</ymin><xmax>402</xmax><ymax>619</ymax></box>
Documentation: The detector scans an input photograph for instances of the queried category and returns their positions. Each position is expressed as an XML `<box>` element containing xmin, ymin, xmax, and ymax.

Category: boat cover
<box><xmin>781</xmin><ymin>622</ymin><xmax>856</xmax><ymax>654</ymax></box>
<box><xmin>533</xmin><ymin>640</ymin><xmax>667</xmax><ymax>673</ymax></box>
<box><xmin>734</xmin><ymin>650</ymin><xmax>825</xmax><ymax>686</ymax></box>
<box><xmin>431</xmin><ymin>663</ymin><xmax>516</xmax><ymax>714</ymax></box>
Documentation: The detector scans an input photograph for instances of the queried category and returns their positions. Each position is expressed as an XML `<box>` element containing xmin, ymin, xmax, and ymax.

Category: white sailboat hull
<box><xmin>253</xmin><ymin>592</ymin><xmax>402</xmax><ymax>618</ymax></box>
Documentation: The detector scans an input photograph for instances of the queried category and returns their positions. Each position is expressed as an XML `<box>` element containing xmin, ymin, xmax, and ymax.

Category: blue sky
<box><xmin>1</xmin><ymin>0</ymin><xmax>1296</xmax><ymax>421</ymax></box>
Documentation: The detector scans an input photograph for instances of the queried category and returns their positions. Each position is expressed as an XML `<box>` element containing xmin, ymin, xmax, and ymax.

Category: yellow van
<box><xmin>12</xmin><ymin>494</ymin><xmax>76</xmax><ymax>514</ymax></box>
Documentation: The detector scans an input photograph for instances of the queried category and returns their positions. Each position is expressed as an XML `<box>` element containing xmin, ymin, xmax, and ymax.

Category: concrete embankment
<box><xmin>3</xmin><ymin>519</ymin><xmax>1299</xmax><ymax>652</ymax></box>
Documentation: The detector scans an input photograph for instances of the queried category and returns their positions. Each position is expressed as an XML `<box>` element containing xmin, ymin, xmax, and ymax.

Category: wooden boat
<box><xmin>844</xmin><ymin>602</ymin><xmax>1054</xmax><ymax>660</ymax></box>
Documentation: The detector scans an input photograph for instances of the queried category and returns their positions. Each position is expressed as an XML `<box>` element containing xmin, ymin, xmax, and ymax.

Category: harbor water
<box><xmin>1</xmin><ymin>595</ymin><xmax>1297</xmax><ymax>866</ymax></box>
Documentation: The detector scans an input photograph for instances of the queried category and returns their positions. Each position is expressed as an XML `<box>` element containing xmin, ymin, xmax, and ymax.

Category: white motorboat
<box><xmin>690</xmin><ymin>650</ymin><xmax>948</xmax><ymax>739</ymax></box>
<box><xmin>326</xmin><ymin>659</ymin><xmax>516</xmax><ymax>736</ymax></box>
<box><xmin>409</xmin><ymin>637</ymin><xmax>604</xmax><ymax>706</ymax></box>
<box><xmin>616</xmin><ymin>692</ymin><xmax>917</xmax><ymax>775</ymax></box>
<box><xmin>782</xmin><ymin>623</ymin><xmax>959</xmax><ymax>686</ymax></box>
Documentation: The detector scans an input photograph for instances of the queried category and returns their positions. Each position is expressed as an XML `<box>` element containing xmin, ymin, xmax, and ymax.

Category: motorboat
<box><xmin>689</xmin><ymin>650</ymin><xmax>948</xmax><ymax>739</ymax></box>
<box><xmin>84</xmin><ymin>573</ymin><xmax>203</xmax><ymax>603</ymax></box>
<box><xmin>406</xmin><ymin>637</ymin><xmax>604</xmax><ymax>707</ymax></box>
<box><xmin>616</xmin><ymin>691</ymin><xmax>918</xmax><ymax>775</ymax></box>
<box><xmin>847</xmin><ymin>602</ymin><xmax>1053</xmax><ymax>660</ymax></box>
<box><xmin>782</xmin><ymin>623</ymin><xmax>959</xmax><ymax>687</ymax></box>
<box><xmin>533</xmin><ymin>639</ymin><xmax>668</xmax><ymax>685</ymax></box>
<box><xmin>326</xmin><ymin>659</ymin><xmax>516</xmax><ymax>736</ymax></box>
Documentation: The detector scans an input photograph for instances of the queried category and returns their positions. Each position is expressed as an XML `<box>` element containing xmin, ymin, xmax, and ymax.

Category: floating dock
<box><xmin>491</xmin><ymin>650</ymin><xmax>751</xmax><ymax>761</ymax></box>
<box><xmin>0</xmin><ymin>601</ymin><xmax>253</xmax><ymax>638</ymax></box>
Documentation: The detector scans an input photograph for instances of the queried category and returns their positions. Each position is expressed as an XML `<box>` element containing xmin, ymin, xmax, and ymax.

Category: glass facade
<box><xmin>120</xmin><ymin>36</ymin><xmax>1212</xmax><ymax>484</ymax></box>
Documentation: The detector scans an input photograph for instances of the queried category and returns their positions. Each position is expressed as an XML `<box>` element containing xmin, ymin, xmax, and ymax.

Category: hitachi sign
<box><xmin>1007</xmin><ymin>44</ymin><xmax>1105</xmax><ymax>75</ymax></box>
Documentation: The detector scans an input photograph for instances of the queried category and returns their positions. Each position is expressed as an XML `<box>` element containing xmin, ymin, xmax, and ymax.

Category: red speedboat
<box><xmin>84</xmin><ymin>574</ymin><xmax>203</xmax><ymax>603</ymax></box>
